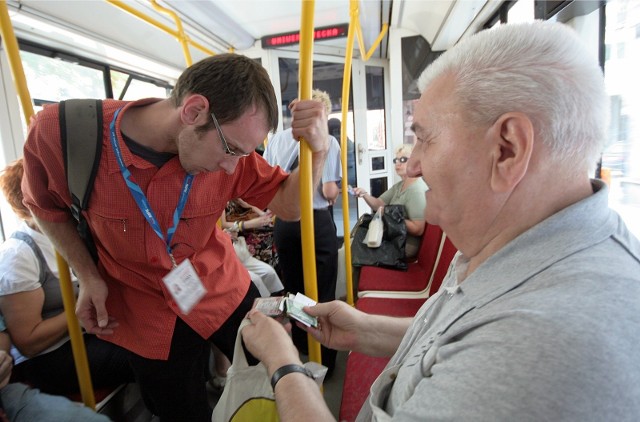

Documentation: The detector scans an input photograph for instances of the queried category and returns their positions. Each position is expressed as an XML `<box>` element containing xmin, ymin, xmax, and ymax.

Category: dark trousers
<box><xmin>274</xmin><ymin>209</ymin><xmax>338</xmax><ymax>371</ymax></box>
<box><xmin>128</xmin><ymin>282</ymin><xmax>260</xmax><ymax>422</ymax></box>
<box><xmin>14</xmin><ymin>334</ymin><xmax>134</xmax><ymax>395</ymax></box>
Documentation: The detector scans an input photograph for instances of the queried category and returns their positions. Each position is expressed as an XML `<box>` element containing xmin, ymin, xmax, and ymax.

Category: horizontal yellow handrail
<box><xmin>106</xmin><ymin>0</ymin><xmax>215</xmax><ymax>57</ymax></box>
<box><xmin>150</xmin><ymin>0</ymin><xmax>192</xmax><ymax>66</ymax></box>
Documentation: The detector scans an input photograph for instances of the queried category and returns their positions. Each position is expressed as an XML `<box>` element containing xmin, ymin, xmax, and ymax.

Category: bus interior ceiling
<box><xmin>4</xmin><ymin>0</ymin><xmax>502</xmax><ymax>84</ymax></box>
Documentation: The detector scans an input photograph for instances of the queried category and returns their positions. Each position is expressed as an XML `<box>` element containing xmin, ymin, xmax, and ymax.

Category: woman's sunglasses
<box><xmin>393</xmin><ymin>157</ymin><xmax>408</xmax><ymax>164</ymax></box>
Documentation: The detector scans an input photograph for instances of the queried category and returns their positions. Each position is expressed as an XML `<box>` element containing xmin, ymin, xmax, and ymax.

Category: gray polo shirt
<box><xmin>358</xmin><ymin>179</ymin><xmax>640</xmax><ymax>421</ymax></box>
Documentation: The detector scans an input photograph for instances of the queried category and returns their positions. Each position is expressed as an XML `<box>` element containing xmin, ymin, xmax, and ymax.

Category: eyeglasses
<box><xmin>393</xmin><ymin>157</ymin><xmax>409</xmax><ymax>164</ymax></box>
<box><xmin>210</xmin><ymin>111</ymin><xmax>251</xmax><ymax>157</ymax></box>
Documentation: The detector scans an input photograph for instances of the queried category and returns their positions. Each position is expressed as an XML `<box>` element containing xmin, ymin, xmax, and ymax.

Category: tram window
<box><xmin>508</xmin><ymin>0</ymin><xmax>535</xmax><ymax>23</ymax></box>
<box><xmin>278</xmin><ymin>57</ymin><xmax>354</xmax><ymax>132</ymax></box>
<box><xmin>20</xmin><ymin>50</ymin><xmax>106</xmax><ymax>102</ymax></box>
<box><xmin>369</xmin><ymin>177</ymin><xmax>388</xmax><ymax>199</ymax></box>
<box><xmin>371</xmin><ymin>156</ymin><xmax>385</xmax><ymax>172</ymax></box>
<box><xmin>603</xmin><ymin>0</ymin><xmax>640</xmax><ymax>239</ymax></box>
<box><xmin>401</xmin><ymin>36</ymin><xmax>441</xmax><ymax>150</ymax></box>
<box><xmin>403</xmin><ymin>100</ymin><xmax>417</xmax><ymax>144</ymax></box>
<box><xmin>111</xmin><ymin>70</ymin><xmax>170</xmax><ymax>100</ymax></box>
<box><xmin>366</xmin><ymin>66</ymin><xmax>386</xmax><ymax>151</ymax></box>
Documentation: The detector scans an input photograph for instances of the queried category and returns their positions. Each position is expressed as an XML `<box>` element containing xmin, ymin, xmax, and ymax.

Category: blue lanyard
<box><xmin>109</xmin><ymin>108</ymin><xmax>194</xmax><ymax>267</ymax></box>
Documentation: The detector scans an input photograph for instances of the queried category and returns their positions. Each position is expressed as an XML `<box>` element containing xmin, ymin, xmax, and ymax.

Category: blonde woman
<box><xmin>352</xmin><ymin>143</ymin><xmax>427</xmax><ymax>258</ymax></box>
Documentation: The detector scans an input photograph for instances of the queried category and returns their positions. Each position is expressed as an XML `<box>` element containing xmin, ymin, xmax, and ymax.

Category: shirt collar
<box><xmin>455</xmin><ymin>180</ymin><xmax>617</xmax><ymax>308</ymax></box>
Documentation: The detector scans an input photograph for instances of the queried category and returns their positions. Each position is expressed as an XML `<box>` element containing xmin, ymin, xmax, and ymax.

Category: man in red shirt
<box><xmin>21</xmin><ymin>54</ymin><xmax>329</xmax><ymax>421</ymax></box>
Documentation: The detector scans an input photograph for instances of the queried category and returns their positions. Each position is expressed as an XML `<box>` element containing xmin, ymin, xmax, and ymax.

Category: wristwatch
<box><xmin>270</xmin><ymin>364</ymin><xmax>314</xmax><ymax>390</ymax></box>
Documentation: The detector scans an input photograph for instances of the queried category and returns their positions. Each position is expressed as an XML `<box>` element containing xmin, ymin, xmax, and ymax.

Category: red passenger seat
<box><xmin>358</xmin><ymin>224</ymin><xmax>454</xmax><ymax>297</ymax></box>
<box><xmin>339</xmin><ymin>232</ymin><xmax>458</xmax><ymax>422</ymax></box>
<box><xmin>339</xmin><ymin>298</ymin><xmax>426</xmax><ymax>422</ymax></box>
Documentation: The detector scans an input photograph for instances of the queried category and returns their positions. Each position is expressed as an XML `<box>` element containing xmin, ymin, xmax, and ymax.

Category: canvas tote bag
<box><xmin>212</xmin><ymin>319</ymin><xmax>279</xmax><ymax>422</ymax></box>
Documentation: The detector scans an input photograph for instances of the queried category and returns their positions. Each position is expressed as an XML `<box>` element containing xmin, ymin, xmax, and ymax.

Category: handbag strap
<box><xmin>424</xmin><ymin>233</ymin><xmax>448</xmax><ymax>295</ymax></box>
<box><xmin>232</xmin><ymin>318</ymin><xmax>253</xmax><ymax>369</ymax></box>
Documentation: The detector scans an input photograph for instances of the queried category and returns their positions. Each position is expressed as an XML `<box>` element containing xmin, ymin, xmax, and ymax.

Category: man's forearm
<box><xmin>357</xmin><ymin>314</ymin><xmax>413</xmax><ymax>357</ymax></box>
<box><xmin>268</xmin><ymin>149</ymin><xmax>327</xmax><ymax>221</ymax></box>
<box><xmin>363</xmin><ymin>194</ymin><xmax>385</xmax><ymax>211</ymax></box>
<box><xmin>272</xmin><ymin>372</ymin><xmax>336</xmax><ymax>422</ymax></box>
<box><xmin>32</xmin><ymin>216</ymin><xmax>101</xmax><ymax>282</ymax></box>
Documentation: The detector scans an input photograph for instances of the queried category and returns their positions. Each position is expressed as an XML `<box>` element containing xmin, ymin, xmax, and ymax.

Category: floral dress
<box><xmin>225</xmin><ymin>200</ymin><xmax>279</xmax><ymax>271</ymax></box>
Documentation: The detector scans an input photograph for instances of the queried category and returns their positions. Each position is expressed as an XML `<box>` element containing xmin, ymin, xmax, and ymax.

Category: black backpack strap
<box><xmin>59</xmin><ymin>99</ymin><xmax>103</xmax><ymax>263</ymax></box>
<box><xmin>59</xmin><ymin>99</ymin><xmax>103</xmax><ymax>222</ymax></box>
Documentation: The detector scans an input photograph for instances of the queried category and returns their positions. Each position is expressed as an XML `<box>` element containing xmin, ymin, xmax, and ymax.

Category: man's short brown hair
<box><xmin>171</xmin><ymin>54</ymin><xmax>279</xmax><ymax>133</ymax></box>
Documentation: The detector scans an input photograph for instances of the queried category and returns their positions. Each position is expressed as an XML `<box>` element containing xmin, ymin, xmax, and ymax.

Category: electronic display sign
<box><xmin>262</xmin><ymin>24</ymin><xmax>349</xmax><ymax>48</ymax></box>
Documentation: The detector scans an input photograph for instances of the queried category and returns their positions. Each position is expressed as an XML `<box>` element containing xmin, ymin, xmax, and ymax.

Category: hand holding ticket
<box><xmin>252</xmin><ymin>293</ymin><xmax>318</xmax><ymax>328</ymax></box>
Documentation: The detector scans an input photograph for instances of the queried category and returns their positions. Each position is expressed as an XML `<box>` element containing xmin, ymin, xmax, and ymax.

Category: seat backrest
<box><xmin>356</xmin><ymin>225</ymin><xmax>456</xmax><ymax>297</ymax></box>
<box><xmin>428</xmin><ymin>235</ymin><xmax>458</xmax><ymax>296</ymax></box>
<box><xmin>414</xmin><ymin>224</ymin><xmax>444</xmax><ymax>294</ymax></box>
<box><xmin>416</xmin><ymin>223</ymin><xmax>444</xmax><ymax>269</ymax></box>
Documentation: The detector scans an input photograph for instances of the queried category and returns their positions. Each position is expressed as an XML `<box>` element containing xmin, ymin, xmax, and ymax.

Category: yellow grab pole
<box><xmin>150</xmin><ymin>0</ymin><xmax>192</xmax><ymax>66</ymax></box>
<box><xmin>0</xmin><ymin>1</ymin><xmax>34</xmax><ymax>120</ymax></box>
<box><xmin>341</xmin><ymin>1</ymin><xmax>390</xmax><ymax>307</ymax></box>
<box><xmin>341</xmin><ymin>0</ymin><xmax>359</xmax><ymax>307</ymax></box>
<box><xmin>57</xmin><ymin>255</ymin><xmax>96</xmax><ymax>409</ymax></box>
<box><xmin>298</xmin><ymin>0</ymin><xmax>321</xmax><ymax>366</ymax></box>
<box><xmin>0</xmin><ymin>2</ymin><xmax>96</xmax><ymax>409</ymax></box>
<box><xmin>106</xmin><ymin>0</ymin><xmax>215</xmax><ymax>57</ymax></box>
<box><xmin>355</xmin><ymin>20</ymin><xmax>389</xmax><ymax>61</ymax></box>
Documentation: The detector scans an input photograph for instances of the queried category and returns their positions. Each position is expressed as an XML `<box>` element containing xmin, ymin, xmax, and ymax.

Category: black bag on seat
<box><xmin>351</xmin><ymin>205</ymin><xmax>407</xmax><ymax>270</ymax></box>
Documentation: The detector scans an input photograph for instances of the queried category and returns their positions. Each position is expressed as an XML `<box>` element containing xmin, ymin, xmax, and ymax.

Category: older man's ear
<box><xmin>489</xmin><ymin>112</ymin><xmax>534</xmax><ymax>193</ymax></box>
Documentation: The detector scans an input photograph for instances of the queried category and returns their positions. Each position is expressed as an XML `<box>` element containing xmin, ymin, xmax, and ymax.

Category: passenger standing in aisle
<box><xmin>264</xmin><ymin>89</ymin><xmax>341</xmax><ymax>374</ymax></box>
<box><xmin>21</xmin><ymin>54</ymin><xmax>329</xmax><ymax>421</ymax></box>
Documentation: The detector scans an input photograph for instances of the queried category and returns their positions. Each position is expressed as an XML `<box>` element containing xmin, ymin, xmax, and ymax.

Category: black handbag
<box><xmin>351</xmin><ymin>205</ymin><xmax>408</xmax><ymax>270</ymax></box>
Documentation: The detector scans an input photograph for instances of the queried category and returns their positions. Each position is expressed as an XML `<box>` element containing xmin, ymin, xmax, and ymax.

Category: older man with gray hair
<box><xmin>242</xmin><ymin>21</ymin><xmax>640</xmax><ymax>421</ymax></box>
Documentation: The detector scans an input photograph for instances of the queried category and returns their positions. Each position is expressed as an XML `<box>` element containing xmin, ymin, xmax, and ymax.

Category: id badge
<box><xmin>162</xmin><ymin>259</ymin><xmax>206</xmax><ymax>314</ymax></box>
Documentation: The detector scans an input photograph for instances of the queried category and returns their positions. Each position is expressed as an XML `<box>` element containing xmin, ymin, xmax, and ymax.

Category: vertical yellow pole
<box><xmin>298</xmin><ymin>0</ymin><xmax>321</xmax><ymax>365</ymax></box>
<box><xmin>341</xmin><ymin>0</ymin><xmax>359</xmax><ymax>307</ymax></box>
<box><xmin>56</xmin><ymin>255</ymin><xmax>96</xmax><ymax>409</ymax></box>
<box><xmin>0</xmin><ymin>2</ymin><xmax>96</xmax><ymax>409</ymax></box>
<box><xmin>0</xmin><ymin>1</ymin><xmax>34</xmax><ymax>120</ymax></box>
<box><xmin>339</xmin><ymin>1</ymin><xmax>388</xmax><ymax>307</ymax></box>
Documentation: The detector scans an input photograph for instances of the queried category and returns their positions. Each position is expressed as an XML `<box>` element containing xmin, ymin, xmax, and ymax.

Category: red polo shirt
<box><xmin>22</xmin><ymin>99</ymin><xmax>288</xmax><ymax>359</ymax></box>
